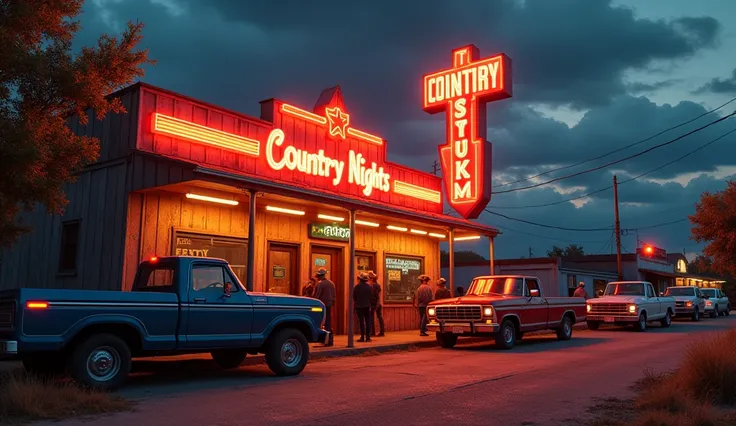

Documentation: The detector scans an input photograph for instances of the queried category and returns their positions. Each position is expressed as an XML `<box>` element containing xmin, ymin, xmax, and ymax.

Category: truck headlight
<box><xmin>428</xmin><ymin>307</ymin><xmax>436</xmax><ymax>316</ymax></box>
<box><xmin>628</xmin><ymin>304</ymin><xmax>637</xmax><ymax>313</ymax></box>
<box><xmin>686</xmin><ymin>301</ymin><xmax>693</xmax><ymax>307</ymax></box>
<box><xmin>483</xmin><ymin>307</ymin><xmax>493</xmax><ymax>316</ymax></box>
<box><xmin>586</xmin><ymin>304</ymin><xmax>591</xmax><ymax>313</ymax></box>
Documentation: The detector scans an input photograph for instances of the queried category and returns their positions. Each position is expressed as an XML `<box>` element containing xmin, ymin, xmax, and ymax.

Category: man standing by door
<box><xmin>368</xmin><ymin>272</ymin><xmax>385</xmax><ymax>337</ymax></box>
<box><xmin>354</xmin><ymin>272</ymin><xmax>373</xmax><ymax>342</ymax></box>
<box><xmin>314</xmin><ymin>267</ymin><xmax>335</xmax><ymax>346</ymax></box>
<box><xmin>414</xmin><ymin>275</ymin><xmax>434</xmax><ymax>337</ymax></box>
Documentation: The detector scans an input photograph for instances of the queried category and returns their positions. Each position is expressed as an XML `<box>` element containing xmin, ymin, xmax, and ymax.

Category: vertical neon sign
<box><xmin>422</xmin><ymin>45</ymin><xmax>512</xmax><ymax>219</ymax></box>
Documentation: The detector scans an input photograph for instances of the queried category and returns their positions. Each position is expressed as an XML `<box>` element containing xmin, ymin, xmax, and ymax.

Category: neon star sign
<box><xmin>326</xmin><ymin>106</ymin><xmax>350</xmax><ymax>138</ymax></box>
<box><xmin>423</xmin><ymin>45</ymin><xmax>512</xmax><ymax>219</ymax></box>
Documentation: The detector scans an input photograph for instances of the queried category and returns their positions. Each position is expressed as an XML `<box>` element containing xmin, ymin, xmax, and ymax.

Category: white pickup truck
<box><xmin>586</xmin><ymin>281</ymin><xmax>676</xmax><ymax>332</ymax></box>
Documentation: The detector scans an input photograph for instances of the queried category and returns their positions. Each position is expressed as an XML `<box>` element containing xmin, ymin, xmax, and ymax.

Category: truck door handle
<box><xmin>193</xmin><ymin>297</ymin><xmax>206</xmax><ymax>303</ymax></box>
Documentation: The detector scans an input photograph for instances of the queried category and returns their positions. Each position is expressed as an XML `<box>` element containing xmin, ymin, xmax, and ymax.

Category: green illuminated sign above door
<box><xmin>309</xmin><ymin>223</ymin><xmax>350</xmax><ymax>241</ymax></box>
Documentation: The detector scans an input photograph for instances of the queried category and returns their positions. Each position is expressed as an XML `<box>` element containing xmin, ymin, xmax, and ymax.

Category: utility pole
<box><xmin>431</xmin><ymin>160</ymin><xmax>440</xmax><ymax>175</ymax></box>
<box><xmin>613</xmin><ymin>175</ymin><xmax>623</xmax><ymax>280</ymax></box>
<box><xmin>528</xmin><ymin>247</ymin><xmax>533</xmax><ymax>258</ymax></box>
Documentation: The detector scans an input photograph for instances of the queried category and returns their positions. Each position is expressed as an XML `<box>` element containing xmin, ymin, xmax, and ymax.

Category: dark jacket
<box><xmin>370</xmin><ymin>282</ymin><xmax>382</xmax><ymax>308</ymax></box>
<box><xmin>314</xmin><ymin>278</ymin><xmax>336</xmax><ymax>307</ymax></box>
<box><xmin>353</xmin><ymin>281</ymin><xmax>373</xmax><ymax>309</ymax></box>
<box><xmin>414</xmin><ymin>284</ymin><xmax>434</xmax><ymax>307</ymax></box>
<box><xmin>434</xmin><ymin>286</ymin><xmax>451</xmax><ymax>300</ymax></box>
<box><xmin>302</xmin><ymin>283</ymin><xmax>315</xmax><ymax>297</ymax></box>
<box><xmin>573</xmin><ymin>287</ymin><xmax>589</xmax><ymax>299</ymax></box>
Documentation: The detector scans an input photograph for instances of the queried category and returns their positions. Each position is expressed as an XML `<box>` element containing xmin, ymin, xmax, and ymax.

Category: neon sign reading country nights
<box><xmin>423</xmin><ymin>45</ymin><xmax>513</xmax><ymax>219</ymax></box>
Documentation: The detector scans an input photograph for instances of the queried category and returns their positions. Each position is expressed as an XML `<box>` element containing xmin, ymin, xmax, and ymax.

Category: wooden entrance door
<box><xmin>267</xmin><ymin>243</ymin><xmax>299</xmax><ymax>295</ymax></box>
<box><xmin>311</xmin><ymin>245</ymin><xmax>344</xmax><ymax>334</ymax></box>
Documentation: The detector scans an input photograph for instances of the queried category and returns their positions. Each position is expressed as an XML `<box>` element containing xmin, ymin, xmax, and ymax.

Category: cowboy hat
<box><xmin>367</xmin><ymin>271</ymin><xmax>378</xmax><ymax>280</ymax></box>
<box><xmin>418</xmin><ymin>274</ymin><xmax>431</xmax><ymax>282</ymax></box>
<box><xmin>437</xmin><ymin>278</ymin><xmax>447</xmax><ymax>285</ymax></box>
<box><xmin>315</xmin><ymin>267</ymin><xmax>328</xmax><ymax>276</ymax></box>
<box><xmin>357</xmin><ymin>272</ymin><xmax>369</xmax><ymax>281</ymax></box>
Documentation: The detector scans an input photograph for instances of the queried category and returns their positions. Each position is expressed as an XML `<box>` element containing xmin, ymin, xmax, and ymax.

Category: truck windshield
<box><xmin>604</xmin><ymin>283</ymin><xmax>644</xmax><ymax>296</ymax></box>
<box><xmin>467</xmin><ymin>277</ymin><xmax>524</xmax><ymax>296</ymax></box>
<box><xmin>665</xmin><ymin>288</ymin><xmax>695</xmax><ymax>297</ymax></box>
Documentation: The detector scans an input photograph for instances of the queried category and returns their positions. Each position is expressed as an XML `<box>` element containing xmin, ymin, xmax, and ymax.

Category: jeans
<box><xmin>323</xmin><ymin>306</ymin><xmax>332</xmax><ymax>333</ymax></box>
<box><xmin>356</xmin><ymin>307</ymin><xmax>371</xmax><ymax>338</ymax></box>
<box><xmin>418</xmin><ymin>307</ymin><xmax>428</xmax><ymax>333</ymax></box>
<box><xmin>371</xmin><ymin>305</ymin><xmax>385</xmax><ymax>335</ymax></box>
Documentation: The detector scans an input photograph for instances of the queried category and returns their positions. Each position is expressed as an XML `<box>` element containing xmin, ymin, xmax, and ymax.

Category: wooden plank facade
<box><xmin>0</xmin><ymin>82</ymin><xmax>498</xmax><ymax>334</ymax></box>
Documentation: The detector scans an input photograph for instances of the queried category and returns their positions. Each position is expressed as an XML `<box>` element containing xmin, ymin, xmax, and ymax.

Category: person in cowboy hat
<box><xmin>313</xmin><ymin>268</ymin><xmax>336</xmax><ymax>342</ymax></box>
<box><xmin>413</xmin><ymin>274</ymin><xmax>434</xmax><ymax>336</ymax></box>
<box><xmin>434</xmin><ymin>277</ymin><xmax>451</xmax><ymax>300</ymax></box>
<box><xmin>354</xmin><ymin>272</ymin><xmax>373</xmax><ymax>342</ymax></box>
<box><xmin>368</xmin><ymin>272</ymin><xmax>385</xmax><ymax>337</ymax></box>
<box><xmin>573</xmin><ymin>281</ymin><xmax>589</xmax><ymax>299</ymax></box>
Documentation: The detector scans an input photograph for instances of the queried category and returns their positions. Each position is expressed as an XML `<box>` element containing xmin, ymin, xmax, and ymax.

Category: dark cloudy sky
<box><xmin>76</xmin><ymin>0</ymin><xmax>736</xmax><ymax>260</ymax></box>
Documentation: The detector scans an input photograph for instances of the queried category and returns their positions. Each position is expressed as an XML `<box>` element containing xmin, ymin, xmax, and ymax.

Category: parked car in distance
<box><xmin>664</xmin><ymin>286</ymin><xmax>707</xmax><ymax>321</ymax></box>
<box><xmin>698</xmin><ymin>288</ymin><xmax>731</xmax><ymax>318</ymax></box>
<box><xmin>0</xmin><ymin>256</ymin><xmax>329</xmax><ymax>390</ymax></box>
<box><xmin>586</xmin><ymin>281</ymin><xmax>675</xmax><ymax>331</ymax></box>
<box><xmin>426</xmin><ymin>275</ymin><xmax>587</xmax><ymax>350</ymax></box>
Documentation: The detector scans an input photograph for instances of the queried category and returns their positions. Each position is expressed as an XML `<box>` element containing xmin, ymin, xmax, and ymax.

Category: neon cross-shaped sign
<box><xmin>422</xmin><ymin>45</ymin><xmax>512</xmax><ymax>219</ymax></box>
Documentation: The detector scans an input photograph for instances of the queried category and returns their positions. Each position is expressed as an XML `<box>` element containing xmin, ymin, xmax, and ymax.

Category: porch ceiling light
<box><xmin>387</xmin><ymin>225</ymin><xmax>408</xmax><ymax>232</ymax></box>
<box><xmin>186</xmin><ymin>193</ymin><xmax>239</xmax><ymax>206</ymax></box>
<box><xmin>454</xmin><ymin>235</ymin><xmax>481</xmax><ymax>241</ymax></box>
<box><xmin>410</xmin><ymin>229</ymin><xmax>428</xmax><ymax>235</ymax></box>
<box><xmin>428</xmin><ymin>233</ymin><xmax>446</xmax><ymax>239</ymax></box>
<box><xmin>266</xmin><ymin>205</ymin><xmax>305</xmax><ymax>216</ymax></box>
<box><xmin>355</xmin><ymin>220</ymin><xmax>380</xmax><ymax>227</ymax></box>
<box><xmin>318</xmin><ymin>214</ymin><xmax>345</xmax><ymax>222</ymax></box>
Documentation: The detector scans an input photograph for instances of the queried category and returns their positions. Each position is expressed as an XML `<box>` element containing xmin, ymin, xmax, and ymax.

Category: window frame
<box><xmin>58</xmin><ymin>220</ymin><xmax>81</xmax><ymax>275</ymax></box>
<box><xmin>172</xmin><ymin>230</ymin><xmax>249</xmax><ymax>285</ymax></box>
<box><xmin>383</xmin><ymin>254</ymin><xmax>425</xmax><ymax>304</ymax></box>
<box><xmin>190</xmin><ymin>262</ymin><xmax>242</xmax><ymax>295</ymax></box>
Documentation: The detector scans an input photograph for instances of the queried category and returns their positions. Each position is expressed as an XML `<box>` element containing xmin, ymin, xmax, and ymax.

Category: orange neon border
<box><xmin>422</xmin><ymin>54</ymin><xmax>505</xmax><ymax>110</ymax></box>
<box><xmin>280</xmin><ymin>103</ymin><xmax>384</xmax><ymax>146</ymax></box>
<box><xmin>393</xmin><ymin>180</ymin><xmax>442</xmax><ymax>204</ymax></box>
<box><xmin>152</xmin><ymin>113</ymin><xmax>260</xmax><ymax>156</ymax></box>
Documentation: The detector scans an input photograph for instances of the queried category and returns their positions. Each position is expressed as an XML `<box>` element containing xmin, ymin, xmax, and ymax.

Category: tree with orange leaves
<box><xmin>0</xmin><ymin>0</ymin><xmax>154</xmax><ymax>246</ymax></box>
<box><xmin>690</xmin><ymin>180</ymin><xmax>736</xmax><ymax>278</ymax></box>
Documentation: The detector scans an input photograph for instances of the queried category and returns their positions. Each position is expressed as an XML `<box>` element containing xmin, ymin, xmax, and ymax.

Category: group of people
<box><xmin>301</xmin><ymin>268</ymin><xmax>462</xmax><ymax>342</ymax></box>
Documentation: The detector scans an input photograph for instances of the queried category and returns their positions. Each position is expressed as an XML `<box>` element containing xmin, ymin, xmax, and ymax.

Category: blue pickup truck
<box><xmin>0</xmin><ymin>256</ymin><xmax>329</xmax><ymax>390</ymax></box>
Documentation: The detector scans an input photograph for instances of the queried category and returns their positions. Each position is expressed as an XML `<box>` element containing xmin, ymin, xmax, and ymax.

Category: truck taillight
<box><xmin>26</xmin><ymin>301</ymin><xmax>48</xmax><ymax>309</ymax></box>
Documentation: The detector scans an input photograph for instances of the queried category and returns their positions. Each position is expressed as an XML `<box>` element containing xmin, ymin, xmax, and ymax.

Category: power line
<box><xmin>494</xmin><ymin>224</ymin><xmax>611</xmax><ymax>243</ymax></box>
<box><xmin>624</xmin><ymin>218</ymin><xmax>689</xmax><ymax>231</ymax></box>
<box><xmin>491</xmin><ymin>126</ymin><xmax>736</xmax><ymax>209</ymax></box>
<box><xmin>484</xmin><ymin>209</ymin><xmax>613</xmax><ymax>232</ymax></box>
<box><xmin>493</xmin><ymin>95</ymin><xmax>736</xmax><ymax>188</ymax></box>
<box><xmin>491</xmin><ymin>111</ymin><xmax>736</xmax><ymax>195</ymax></box>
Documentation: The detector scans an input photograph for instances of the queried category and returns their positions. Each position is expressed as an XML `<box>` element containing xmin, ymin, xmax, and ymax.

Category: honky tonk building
<box><xmin>0</xmin><ymin>45</ymin><xmax>513</xmax><ymax>334</ymax></box>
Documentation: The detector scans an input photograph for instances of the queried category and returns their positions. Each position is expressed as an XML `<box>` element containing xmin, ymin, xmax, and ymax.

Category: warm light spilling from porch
<box><xmin>266</xmin><ymin>206</ymin><xmax>306</xmax><ymax>216</ymax></box>
<box><xmin>318</xmin><ymin>214</ymin><xmax>345</xmax><ymax>222</ymax></box>
<box><xmin>386</xmin><ymin>225</ymin><xmax>408</xmax><ymax>232</ymax></box>
<box><xmin>355</xmin><ymin>220</ymin><xmax>380</xmax><ymax>227</ymax></box>
<box><xmin>185</xmin><ymin>193</ymin><xmax>239</xmax><ymax>206</ymax></box>
<box><xmin>410</xmin><ymin>229</ymin><xmax>428</xmax><ymax>235</ymax></box>
<box><xmin>428</xmin><ymin>233</ymin><xmax>446</xmax><ymax>239</ymax></box>
<box><xmin>454</xmin><ymin>235</ymin><xmax>481</xmax><ymax>241</ymax></box>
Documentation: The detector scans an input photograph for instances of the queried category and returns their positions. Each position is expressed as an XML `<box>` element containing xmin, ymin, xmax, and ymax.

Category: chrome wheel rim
<box><xmin>86</xmin><ymin>346</ymin><xmax>121</xmax><ymax>382</ymax></box>
<box><xmin>281</xmin><ymin>339</ymin><xmax>303</xmax><ymax>368</ymax></box>
<box><xmin>665</xmin><ymin>313</ymin><xmax>671</xmax><ymax>325</ymax></box>
<box><xmin>564</xmin><ymin>320</ymin><xmax>571</xmax><ymax>336</ymax></box>
<box><xmin>640</xmin><ymin>316</ymin><xmax>646</xmax><ymax>329</ymax></box>
<box><xmin>503</xmin><ymin>326</ymin><xmax>514</xmax><ymax>343</ymax></box>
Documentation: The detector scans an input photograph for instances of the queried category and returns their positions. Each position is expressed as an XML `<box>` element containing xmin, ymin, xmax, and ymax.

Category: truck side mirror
<box><xmin>530</xmin><ymin>289</ymin><xmax>540</xmax><ymax>297</ymax></box>
<box><xmin>224</xmin><ymin>282</ymin><xmax>232</xmax><ymax>297</ymax></box>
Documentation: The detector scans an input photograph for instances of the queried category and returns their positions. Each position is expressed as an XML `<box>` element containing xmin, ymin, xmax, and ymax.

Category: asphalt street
<box><xmin>41</xmin><ymin>315</ymin><xmax>736</xmax><ymax>426</ymax></box>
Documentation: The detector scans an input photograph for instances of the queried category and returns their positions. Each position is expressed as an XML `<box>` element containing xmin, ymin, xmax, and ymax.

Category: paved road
<box><xmin>43</xmin><ymin>316</ymin><xmax>735</xmax><ymax>426</ymax></box>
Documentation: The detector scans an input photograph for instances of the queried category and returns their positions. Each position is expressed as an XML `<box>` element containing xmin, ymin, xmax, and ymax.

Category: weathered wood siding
<box><xmin>0</xmin><ymin>87</ymin><xmax>142</xmax><ymax>290</ymax></box>
<box><xmin>123</xmin><ymin>189</ymin><xmax>440</xmax><ymax>332</ymax></box>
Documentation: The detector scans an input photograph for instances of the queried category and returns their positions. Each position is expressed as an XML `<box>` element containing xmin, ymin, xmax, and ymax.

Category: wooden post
<box><xmin>347</xmin><ymin>209</ymin><xmax>356</xmax><ymax>348</ymax></box>
<box><xmin>489</xmin><ymin>236</ymin><xmax>496</xmax><ymax>275</ymax></box>
<box><xmin>613</xmin><ymin>175</ymin><xmax>623</xmax><ymax>281</ymax></box>
<box><xmin>246</xmin><ymin>191</ymin><xmax>257</xmax><ymax>291</ymax></box>
<box><xmin>448</xmin><ymin>228</ymin><xmax>455</xmax><ymax>297</ymax></box>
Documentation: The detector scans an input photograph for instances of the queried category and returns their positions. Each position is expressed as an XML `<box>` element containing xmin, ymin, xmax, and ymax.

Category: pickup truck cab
<box><xmin>664</xmin><ymin>286</ymin><xmax>707</xmax><ymax>321</ymax></box>
<box><xmin>426</xmin><ymin>275</ymin><xmax>586</xmax><ymax>350</ymax></box>
<box><xmin>699</xmin><ymin>288</ymin><xmax>731</xmax><ymax>318</ymax></box>
<box><xmin>0</xmin><ymin>256</ymin><xmax>329</xmax><ymax>390</ymax></box>
<box><xmin>587</xmin><ymin>281</ymin><xmax>675</xmax><ymax>331</ymax></box>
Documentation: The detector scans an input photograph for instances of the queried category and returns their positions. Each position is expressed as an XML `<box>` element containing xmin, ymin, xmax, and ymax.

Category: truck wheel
<box><xmin>494</xmin><ymin>320</ymin><xmax>516</xmax><ymax>350</ymax></box>
<box><xmin>435</xmin><ymin>332</ymin><xmax>458</xmax><ymax>348</ymax></box>
<box><xmin>265</xmin><ymin>329</ymin><xmax>309</xmax><ymax>376</ymax></box>
<box><xmin>556</xmin><ymin>316</ymin><xmax>573</xmax><ymax>341</ymax></box>
<box><xmin>70</xmin><ymin>333</ymin><xmax>131</xmax><ymax>390</ymax></box>
<box><xmin>211</xmin><ymin>350</ymin><xmax>247</xmax><ymax>369</ymax></box>
<box><xmin>692</xmin><ymin>309</ymin><xmax>700</xmax><ymax>322</ymax></box>
<box><xmin>660</xmin><ymin>310</ymin><xmax>672</xmax><ymax>328</ymax></box>
<box><xmin>586</xmin><ymin>321</ymin><xmax>600</xmax><ymax>330</ymax></box>
<box><xmin>711</xmin><ymin>306</ymin><xmax>718</xmax><ymax>318</ymax></box>
<box><xmin>22</xmin><ymin>354</ymin><xmax>67</xmax><ymax>377</ymax></box>
<box><xmin>634</xmin><ymin>313</ymin><xmax>647</xmax><ymax>332</ymax></box>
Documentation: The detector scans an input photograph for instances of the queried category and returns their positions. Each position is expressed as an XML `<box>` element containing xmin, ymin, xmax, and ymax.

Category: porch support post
<box><xmin>448</xmin><ymin>228</ymin><xmax>455</xmax><ymax>297</ymax></box>
<box><xmin>347</xmin><ymin>209</ymin><xmax>356</xmax><ymax>348</ymax></box>
<box><xmin>246</xmin><ymin>190</ymin><xmax>257</xmax><ymax>292</ymax></box>
<box><xmin>489</xmin><ymin>236</ymin><xmax>496</xmax><ymax>275</ymax></box>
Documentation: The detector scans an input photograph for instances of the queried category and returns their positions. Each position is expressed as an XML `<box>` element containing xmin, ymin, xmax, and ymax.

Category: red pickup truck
<box><xmin>427</xmin><ymin>275</ymin><xmax>587</xmax><ymax>349</ymax></box>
